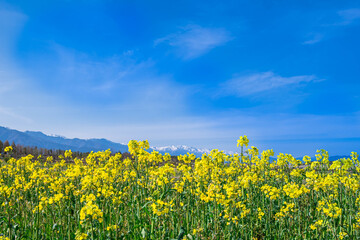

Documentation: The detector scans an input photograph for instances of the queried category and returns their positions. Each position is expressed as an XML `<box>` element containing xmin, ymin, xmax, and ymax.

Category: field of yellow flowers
<box><xmin>0</xmin><ymin>136</ymin><xmax>360</xmax><ymax>239</ymax></box>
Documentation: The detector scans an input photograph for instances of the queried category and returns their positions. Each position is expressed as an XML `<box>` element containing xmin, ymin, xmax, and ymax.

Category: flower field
<box><xmin>0</xmin><ymin>137</ymin><xmax>360</xmax><ymax>239</ymax></box>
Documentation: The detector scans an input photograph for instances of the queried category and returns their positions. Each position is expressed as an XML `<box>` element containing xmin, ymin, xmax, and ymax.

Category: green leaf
<box><xmin>141</xmin><ymin>228</ymin><xmax>146</xmax><ymax>238</ymax></box>
<box><xmin>177</xmin><ymin>227</ymin><xmax>185</xmax><ymax>240</ymax></box>
<box><xmin>52</xmin><ymin>223</ymin><xmax>58</xmax><ymax>230</ymax></box>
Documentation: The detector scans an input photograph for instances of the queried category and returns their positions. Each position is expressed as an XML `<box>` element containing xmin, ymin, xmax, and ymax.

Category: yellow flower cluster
<box><xmin>257</xmin><ymin>207</ymin><xmax>265</xmax><ymax>220</ymax></box>
<box><xmin>283</xmin><ymin>182</ymin><xmax>309</xmax><ymax>198</ymax></box>
<box><xmin>310</xmin><ymin>219</ymin><xmax>325</xmax><ymax>230</ymax></box>
<box><xmin>261</xmin><ymin>184</ymin><xmax>281</xmax><ymax>200</ymax></box>
<box><xmin>150</xmin><ymin>199</ymin><xmax>174</xmax><ymax>216</ymax></box>
<box><xmin>75</xmin><ymin>231</ymin><xmax>88</xmax><ymax>240</ymax></box>
<box><xmin>80</xmin><ymin>197</ymin><xmax>104</xmax><ymax>223</ymax></box>
<box><xmin>106</xmin><ymin>224</ymin><xmax>119</xmax><ymax>231</ymax></box>
<box><xmin>3</xmin><ymin>146</ymin><xmax>12</xmax><ymax>153</ymax></box>
<box><xmin>0</xmin><ymin>136</ymin><xmax>360</xmax><ymax>239</ymax></box>
<box><xmin>317</xmin><ymin>200</ymin><xmax>342</xmax><ymax>218</ymax></box>
<box><xmin>274</xmin><ymin>201</ymin><xmax>295</xmax><ymax>220</ymax></box>
<box><xmin>237</xmin><ymin>135</ymin><xmax>249</xmax><ymax>147</ymax></box>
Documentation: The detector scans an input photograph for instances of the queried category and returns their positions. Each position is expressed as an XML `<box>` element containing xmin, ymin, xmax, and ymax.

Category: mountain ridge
<box><xmin>0</xmin><ymin>126</ymin><xmax>211</xmax><ymax>156</ymax></box>
<box><xmin>0</xmin><ymin>126</ymin><xmax>128</xmax><ymax>153</ymax></box>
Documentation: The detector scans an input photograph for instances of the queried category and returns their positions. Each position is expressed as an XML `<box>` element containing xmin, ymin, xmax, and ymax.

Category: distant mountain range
<box><xmin>0</xmin><ymin>126</ymin><xmax>210</xmax><ymax>156</ymax></box>
<box><xmin>0</xmin><ymin>126</ymin><xmax>352</xmax><ymax>160</ymax></box>
<box><xmin>0</xmin><ymin>126</ymin><xmax>128</xmax><ymax>153</ymax></box>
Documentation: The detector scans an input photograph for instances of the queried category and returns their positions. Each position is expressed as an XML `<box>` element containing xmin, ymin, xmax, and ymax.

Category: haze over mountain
<box><xmin>0</xmin><ymin>126</ymin><xmax>211</xmax><ymax>156</ymax></box>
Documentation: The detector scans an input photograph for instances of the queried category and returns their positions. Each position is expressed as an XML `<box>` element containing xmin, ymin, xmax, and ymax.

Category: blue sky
<box><xmin>0</xmin><ymin>0</ymin><xmax>359</xmax><ymax>156</ymax></box>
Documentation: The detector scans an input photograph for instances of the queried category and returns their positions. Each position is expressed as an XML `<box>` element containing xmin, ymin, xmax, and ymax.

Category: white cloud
<box><xmin>155</xmin><ymin>24</ymin><xmax>232</xmax><ymax>60</ymax></box>
<box><xmin>302</xmin><ymin>33</ymin><xmax>324</xmax><ymax>45</ymax></box>
<box><xmin>302</xmin><ymin>8</ymin><xmax>360</xmax><ymax>45</ymax></box>
<box><xmin>41</xmin><ymin>44</ymin><xmax>191</xmax><ymax>115</ymax></box>
<box><xmin>222</xmin><ymin>71</ymin><xmax>321</xmax><ymax>97</ymax></box>
<box><xmin>338</xmin><ymin>8</ymin><xmax>360</xmax><ymax>25</ymax></box>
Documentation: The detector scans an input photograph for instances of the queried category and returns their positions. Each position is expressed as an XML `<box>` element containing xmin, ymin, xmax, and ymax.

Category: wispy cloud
<box><xmin>221</xmin><ymin>71</ymin><xmax>321</xmax><ymax>97</ymax></box>
<box><xmin>302</xmin><ymin>33</ymin><xmax>324</xmax><ymax>45</ymax></box>
<box><xmin>302</xmin><ymin>8</ymin><xmax>360</xmax><ymax>45</ymax></box>
<box><xmin>42</xmin><ymin>44</ymin><xmax>191</xmax><ymax>114</ymax></box>
<box><xmin>155</xmin><ymin>24</ymin><xmax>232</xmax><ymax>60</ymax></box>
<box><xmin>337</xmin><ymin>8</ymin><xmax>360</xmax><ymax>25</ymax></box>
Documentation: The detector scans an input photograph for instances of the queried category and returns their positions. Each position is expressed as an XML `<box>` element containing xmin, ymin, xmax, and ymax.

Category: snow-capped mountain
<box><xmin>152</xmin><ymin>145</ymin><xmax>211</xmax><ymax>157</ymax></box>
